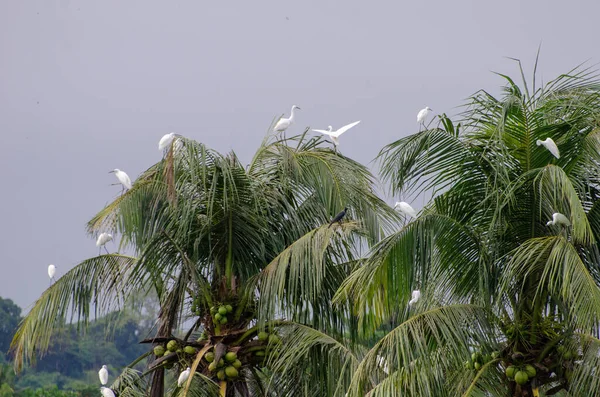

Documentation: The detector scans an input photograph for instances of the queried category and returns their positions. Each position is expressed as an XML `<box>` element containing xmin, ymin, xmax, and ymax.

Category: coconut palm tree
<box><xmin>337</xmin><ymin>62</ymin><xmax>600</xmax><ymax>396</ymax></box>
<box><xmin>11</xmin><ymin>129</ymin><xmax>397</xmax><ymax>397</ymax></box>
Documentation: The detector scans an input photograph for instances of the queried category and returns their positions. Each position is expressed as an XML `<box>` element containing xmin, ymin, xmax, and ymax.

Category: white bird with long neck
<box><xmin>100</xmin><ymin>387</ymin><xmax>115</xmax><ymax>397</ymax></box>
<box><xmin>408</xmin><ymin>290</ymin><xmax>421</xmax><ymax>306</ymax></box>
<box><xmin>109</xmin><ymin>169</ymin><xmax>132</xmax><ymax>191</ymax></box>
<box><xmin>547</xmin><ymin>212</ymin><xmax>570</xmax><ymax>227</ymax></box>
<box><xmin>536</xmin><ymin>137</ymin><xmax>560</xmax><ymax>159</ymax></box>
<box><xmin>394</xmin><ymin>201</ymin><xmax>417</xmax><ymax>218</ymax></box>
<box><xmin>99</xmin><ymin>365</ymin><xmax>109</xmax><ymax>385</ymax></box>
<box><xmin>96</xmin><ymin>233</ymin><xmax>113</xmax><ymax>255</ymax></box>
<box><xmin>417</xmin><ymin>107</ymin><xmax>433</xmax><ymax>126</ymax></box>
<box><xmin>48</xmin><ymin>264</ymin><xmax>57</xmax><ymax>283</ymax></box>
<box><xmin>178</xmin><ymin>367</ymin><xmax>191</xmax><ymax>387</ymax></box>
<box><xmin>273</xmin><ymin>105</ymin><xmax>301</xmax><ymax>138</ymax></box>
<box><xmin>312</xmin><ymin>121</ymin><xmax>360</xmax><ymax>149</ymax></box>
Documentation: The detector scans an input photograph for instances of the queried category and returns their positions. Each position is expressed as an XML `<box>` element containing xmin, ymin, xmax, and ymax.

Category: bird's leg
<box><xmin>104</xmin><ymin>246</ymin><xmax>110</xmax><ymax>255</ymax></box>
<box><xmin>99</xmin><ymin>247</ymin><xmax>102</xmax><ymax>256</ymax></box>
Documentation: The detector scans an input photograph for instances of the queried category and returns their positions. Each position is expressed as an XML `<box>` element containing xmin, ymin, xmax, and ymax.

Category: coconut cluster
<box><xmin>205</xmin><ymin>349</ymin><xmax>242</xmax><ymax>381</ymax></box>
<box><xmin>210</xmin><ymin>304</ymin><xmax>234</xmax><ymax>326</ymax></box>
<box><xmin>463</xmin><ymin>350</ymin><xmax>499</xmax><ymax>371</ymax></box>
<box><xmin>153</xmin><ymin>339</ymin><xmax>198</xmax><ymax>369</ymax></box>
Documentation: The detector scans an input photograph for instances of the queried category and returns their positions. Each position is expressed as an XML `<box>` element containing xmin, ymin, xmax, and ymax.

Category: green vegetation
<box><xmin>1</xmin><ymin>299</ymin><xmax>152</xmax><ymax>396</ymax></box>
<box><xmin>8</xmin><ymin>62</ymin><xmax>600</xmax><ymax>396</ymax></box>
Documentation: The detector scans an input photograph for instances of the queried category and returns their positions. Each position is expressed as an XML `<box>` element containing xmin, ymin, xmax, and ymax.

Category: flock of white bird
<box><xmin>43</xmin><ymin>106</ymin><xmax>566</xmax><ymax>393</ymax></box>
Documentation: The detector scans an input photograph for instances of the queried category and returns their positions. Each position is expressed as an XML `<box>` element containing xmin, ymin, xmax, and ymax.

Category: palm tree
<box><xmin>339</xmin><ymin>62</ymin><xmax>600</xmax><ymax>396</ymax></box>
<box><xmin>11</xmin><ymin>129</ymin><xmax>397</xmax><ymax>397</ymax></box>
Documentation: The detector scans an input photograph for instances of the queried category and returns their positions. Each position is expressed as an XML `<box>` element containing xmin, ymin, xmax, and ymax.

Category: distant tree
<box><xmin>0</xmin><ymin>298</ymin><xmax>21</xmax><ymax>358</ymax></box>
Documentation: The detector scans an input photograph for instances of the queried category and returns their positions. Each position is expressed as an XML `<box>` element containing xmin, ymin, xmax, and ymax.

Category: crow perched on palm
<box><xmin>329</xmin><ymin>207</ymin><xmax>348</xmax><ymax>228</ymax></box>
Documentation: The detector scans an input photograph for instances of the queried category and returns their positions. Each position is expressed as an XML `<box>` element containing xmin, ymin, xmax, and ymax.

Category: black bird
<box><xmin>328</xmin><ymin>207</ymin><xmax>348</xmax><ymax>228</ymax></box>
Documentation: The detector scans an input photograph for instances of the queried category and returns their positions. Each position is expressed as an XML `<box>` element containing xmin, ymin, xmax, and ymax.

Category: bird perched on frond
<box><xmin>328</xmin><ymin>207</ymin><xmax>348</xmax><ymax>228</ymax></box>
<box><xmin>546</xmin><ymin>212</ymin><xmax>570</xmax><ymax>227</ymax></box>
<box><xmin>394</xmin><ymin>201</ymin><xmax>417</xmax><ymax>218</ymax></box>
<box><xmin>536</xmin><ymin>137</ymin><xmax>560</xmax><ymax>159</ymax></box>
<box><xmin>408</xmin><ymin>290</ymin><xmax>421</xmax><ymax>306</ymax></box>
<box><xmin>273</xmin><ymin>105</ymin><xmax>301</xmax><ymax>139</ymax></box>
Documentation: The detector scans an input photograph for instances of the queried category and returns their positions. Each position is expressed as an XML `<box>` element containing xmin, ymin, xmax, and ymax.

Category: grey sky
<box><xmin>1</xmin><ymin>0</ymin><xmax>598</xmax><ymax>309</ymax></box>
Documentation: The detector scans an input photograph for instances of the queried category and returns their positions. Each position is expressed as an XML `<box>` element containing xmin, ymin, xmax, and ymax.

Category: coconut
<box><xmin>225</xmin><ymin>304</ymin><xmax>233</xmax><ymax>313</ymax></box>
<box><xmin>176</xmin><ymin>349</ymin><xmax>183</xmax><ymax>354</ymax></box>
<box><xmin>225</xmin><ymin>366</ymin><xmax>238</xmax><ymax>378</ymax></box>
<box><xmin>210</xmin><ymin>306</ymin><xmax>217</xmax><ymax>315</ymax></box>
<box><xmin>218</xmin><ymin>306</ymin><xmax>228</xmax><ymax>316</ymax></box>
<box><xmin>474</xmin><ymin>362</ymin><xmax>481</xmax><ymax>370</ymax></box>
<box><xmin>225</xmin><ymin>352</ymin><xmax>237</xmax><ymax>363</ymax></box>
<box><xmin>167</xmin><ymin>340</ymin><xmax>179</xmax><ymax>352</ymax></box>
<box><xmin>215</xmin><ymin>313</ymin><xmax>223</xmax><ymax>321</ymax></box>
<box><xmin>505</xmin><ymin>365</ymin><xmax>516</xmax><ymax>379</ymax></box>
<box><xmin>257</xmin><ymin>331</ymin><xmax>269</xmax><ymax>341</ymax></box>
<box><xmin>217</xmin><ymin>369</ymin><xmax>226</xmax><ymax>380</ymax></box>
<box><xmin>208</xmin><ymin>361</ymin><xmax>218</xmax><ymax>372</ymax></box>
<box><xmin>184</xmin><ymin>346</ymin><xmax>197</xmax><ymax>355</ymax></box>
<box><xmin>483</xmin><ymin>354</ymin><xmax>492</xmax><ymax>363</ymax></box>
<box><xmin>255</xmin><ymin>350</ymin><xmax>265</xmax><ymax>357</ymax></box>
<box><xmin>205</xmin><ymin>352</ymin><xmax>215</xmax><ymax>362</ymax></box>
<box><xmin>154</xmin><ymin>346</ymin><xmax>165</xmax><ymax>356</ymax></box>
<box><xmin>490</xmin><ymin>351</ymin><xmax>499</xmax><ymax>359</ymax></box>
<box><xmin>218</xmin><ymin>359</ymin><xmax>225</xmax><ymax>367</ymax></box>
<box><xmin>232</xmin><ymin>359</ymin><xmax>242</xmax><ymax>369</ymax></box>
<box><xmin>524</xmin><ymin>364</ymin><xmax>536</xmax><ymax>378</ymax></box>
<box><xmin>514</xmin><ymin>371</ymin><xmax>529</xmax><ymax>385</ymax></box>
<box><xmin>219</xmin><ymin>317</ymin><xmax>228</xmax><ymax>324</ymax></box>
<box><xmin>464</xmin><ymin>361</ymin><xmax>473</xmax><ymax>370</ymax></box>
<box><xmin>471</xmin><ymin>352</ymin><xmax>481</xmax><ymax>363</ymax></box>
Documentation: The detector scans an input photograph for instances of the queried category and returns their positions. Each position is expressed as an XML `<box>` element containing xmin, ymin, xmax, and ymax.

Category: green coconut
<box><xmin>505</xmin><ymin>365</ymin><xmax>516</xmax><ymax>379</ymax></box>
<box><xmin>218</xmin><ymin>306</ymin><xmax>228</xmax><ymax>316</ymax></box>
<box><xmin>524</xmin><ymin>364</ymin><xmax>536</xmax><ymax>378</ymax></box>
<box><xmin>474</xmin><ymin>362</ymin><xmax>481</xmax><ymax>370</ymax></box>
<box><xmin>257</xmin><ymin>331</ymin><xmax>269</xmax><ymax>341</ymax></box>
<box><xmin>153</xmin><ymin>346</ymin><xmax>165</xmax><ymax>356</ymax></box>
<box><xmin>208</xmin><ymin>361</ymin><xmax>218</xmax><ymax>372</ymax></box>
<box><xmin>225</xmin><ymin>304</ymin><xmax>233</xmax><ymax>313</ymax></box>
<box><xmin>219</xmin><ymin>317</ymin><xmax>228</xmax><ymax>324</ymax></box>
<box><xmin>214</xmin><ymin>313</ymin><xmax>223</xmax><ymax>321</ymax></box>
<box><xmin>217</xmin><ymin>369</ymin><xmax>226</xmax><ymax>381</ymax></box>
<box><xmin>225</xmin><ymin>352</ymin><xmax>237</xmax><ymax>363</ymax></box>
<box><xmin>184</xmin><ymin>346</ymin><xmax>197</xmax><ymax>355</ymax></box>
<box><xmin>255</xmin><ymin>350</ymin><xmax>265</xmax><ymax>357</ymax></box>
<box><xmin>225</xmin><ymin>366</ymin><xmax>238</xmax><ymax>378</ymax></box>
<box><xmin>167</xmin><ymin>340</ymin><xmax>179</xmax><ymax>352</ymax></box>
<box><xmin>232</xmin><ymin>359</ymin><xmax>242</xmax><ymax>369</ymax></box>
<box><xmin>514</xmin><ymin>371</ymin><xmax>529</xmax><ymax>385</ymax></box>
<box><xmin>218</xmin><ymin>359</ymin><xmax>225</xmax><ymax>367</ymax></box>
<box><xmin>205</xmin><ymin>352</ymin><xmax>215</xmax><ymax>362</ymax></box>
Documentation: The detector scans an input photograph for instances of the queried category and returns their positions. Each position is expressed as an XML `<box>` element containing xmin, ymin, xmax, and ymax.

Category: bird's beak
<box><xmin>296</xmin><ymin>107</ymin><xmax>301</xmax><ymax>110</ymax></box>
<box><xmin>108</xmin><ymin>171</ymin><xmax>115</xmax><ymax>173</ymax></box>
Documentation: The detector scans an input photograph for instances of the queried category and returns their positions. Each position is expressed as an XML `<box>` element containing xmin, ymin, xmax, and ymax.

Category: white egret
<box><xmin>158</xmin><ymin>132</ymin><xmax>176</xmax><ymax>151</ymax></box>
<box><xmin>99</xmin><ymin>365</ymin><xmax>108</xmax><ymax>385</ymax></box>
<box><xmin>273</xmin><ymin>105</ymin><xmax>301</xmax><ymax>138</ymax></box>
<box><xmin>312</xmin><ymin>121</ymin><xmax>360</xmax><ymax>151</ymax></box>
<box><xmin>394</xmin><ymin>201</ymin><xmax>417</xmax><ymax>218</ymax></box>
<box><xmin>100</xmin><ymin>387</ymin><xmax>115</xmax><ymax>397</ymax></box>
<box><xmin>417</xmin><ymin>106</ymin><xmax>433</xmax><ymax>127</ymax></box>
<box><xmin>178</xmin><ymin>367</ymin><xmax>191</xmax><ymax>387</ymax></box>
<box><xmin>536</xmin><ymin>138</ymin><xmax>560</xmax><ymax>159</ymax></box>
<box><xmin>408</xmin><ymin>289</ymin><xmax>421</xmax><ymax>306</ymax></box>
<box><xmin>48</xmin><ymin>264</ymin><xmax>56</xmax><ymax>283</ymax></box>
<box><xmin>546</xmin><ymin>212</ymin><xmax>570</xmax><ymax>227</ymax></box>
<box><xmin>109</xmin><ymin>169</ymin><xmax>132</xmax><ymax>191</ymax></box>
<box><xmin>96</xmin><ymin>233</ymin><xmax>113</xmax><ymax>255</ymax></box>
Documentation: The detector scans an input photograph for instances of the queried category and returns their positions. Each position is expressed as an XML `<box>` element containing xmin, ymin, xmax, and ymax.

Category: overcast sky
<box><xmin>1</xmin><ymin>0</ymin><xmax>599</xmax><ymax>309</ymax></box>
